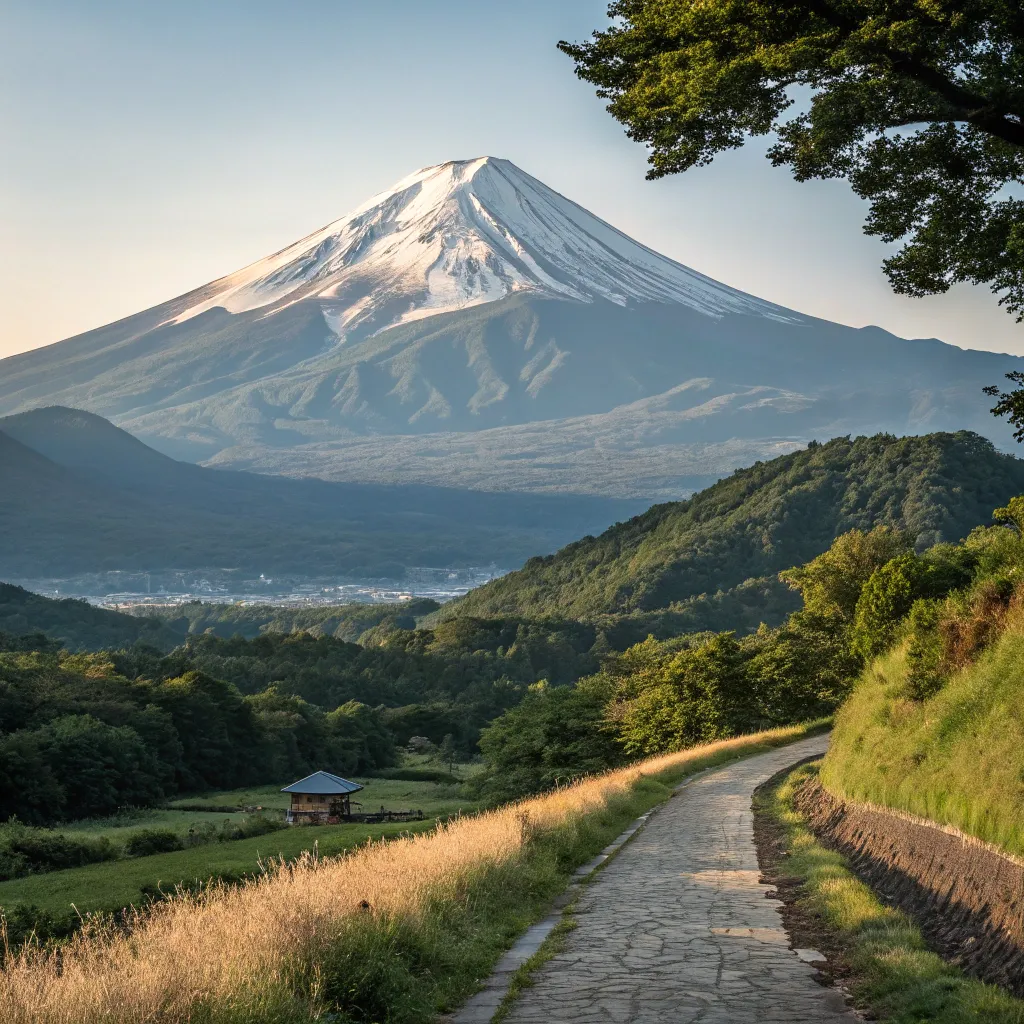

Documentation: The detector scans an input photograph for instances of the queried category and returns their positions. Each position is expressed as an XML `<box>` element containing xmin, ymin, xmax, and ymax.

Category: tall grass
<box><xmin>0</xmin><ymin>724</ymin><xmax>817</xmax><ymax>1024</ymax></box>
<box><xmin>822</xmin><ymin>606</ymin><xmax>1024</xmax><ymax>857</ymax></box>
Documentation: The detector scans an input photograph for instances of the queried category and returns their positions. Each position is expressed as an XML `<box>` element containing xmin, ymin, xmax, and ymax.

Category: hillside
<box><xmin>820</xmin><ymin>503</ymin><xmax>1024</xmax><ymax>857</ymax></box>
<box><xmin>446</xmin><ymin>432</ymin><xmax>1024</xmax><ymax>625</ymax></box>
<box><xmin>0</xmin><ymin>158</ymin><xmax>1019</xmax><ymax>497</ymax></box>
<box><xmin>0</xmin><ymin>407</ymin><xmax>644</xmax><ymax>577</ymax></box>
<box><xmin>0</xmin><ymin>584</ymin><xmax>182</xmax><ymax>651</ymax></box>
<box><xmin>138</xmin><ymin>598</ymin><xmax>442</xmax><ymax>642</ymax></box>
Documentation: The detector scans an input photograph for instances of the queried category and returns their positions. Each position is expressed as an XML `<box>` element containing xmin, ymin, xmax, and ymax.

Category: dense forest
<box><xmin>146</xmin><ymin>598</ymin><xmax>443</xmax><ymax>643</ymax></box>
<box><xmin>0</xmin><ymin>644</ymin><xmax>395</xmax><ymax>824</ymax></box>
<box><xmin>475</xmin><ymin>504</ymin><xmax>1018</xmax><ymax>801</ymax></box>
<box><xmin>0</xmin><ymin>610</ymin><xmax>603</xmax><ymax>824</ymax></box>
<box><xmin>447</xmin><ymin>433</ymin><xmax>1024</xmax><ymax>632</ymax></box>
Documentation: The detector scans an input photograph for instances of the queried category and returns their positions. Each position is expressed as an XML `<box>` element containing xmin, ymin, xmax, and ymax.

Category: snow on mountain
<box><xmin>2</xmin><ymin>154</ymin><xmax>1018</xmax><ymax>499</ymax></box>
<box><xmin>169</xmin><ymin>156</ymin><xmax>798</xmax><ymax>336</ymax></box>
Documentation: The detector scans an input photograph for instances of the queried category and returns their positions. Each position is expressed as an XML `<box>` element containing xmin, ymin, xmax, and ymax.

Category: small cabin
<box><xmin>281</xmin><ymin>771</ymin><xmax>364</xmax><ymax>824</ymax></box>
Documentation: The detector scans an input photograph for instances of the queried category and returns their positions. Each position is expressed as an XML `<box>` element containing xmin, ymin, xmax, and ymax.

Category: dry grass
<box><xmin>0</xmin><ymin>725</ymin><xmax>812</xmax><ymax>1024</ymax></box>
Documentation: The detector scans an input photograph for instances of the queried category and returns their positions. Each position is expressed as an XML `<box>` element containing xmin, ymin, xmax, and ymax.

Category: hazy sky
<box><xmin>3</xmin><ymin>0</ymin><xmax>1023</xmax><ymax>359</ymax></box>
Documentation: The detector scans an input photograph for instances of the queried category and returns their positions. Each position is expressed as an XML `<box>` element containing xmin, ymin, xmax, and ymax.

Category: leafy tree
<box><xmin>607</xmin><ymin>633</ymin><xmax>759</xmax><ymax>755</ymax></box>
<box><xmin>851</xmin><ymin>552</ymin><xmax>933</xmax><ymax>659</ymax></box>
<box><xmin>985</xmin><ymin>372</ymin><xmax>1024</xmax><ymax>442</ymax></box>
<box><xmin>993</xmin><ymin>491</ymin><xmax>1024</xmax><ymax>532</ymax></box>
<box><xmin>0</xmin><ymin>731</ymin><xmax>66</xmax><ymax>825</ymax></box>
<box><xmin>433</xmin><ymin>734</ymin><xmax>459</xmax><ymax>776</ymax></box>
<box><xmin>744</xmin><ymin>614</ymin><xmax>857</xmax><ymax>721</ymax></box>
<box><xmin>562</xmin><ymin>1</ymin><xmax>1024</xmax><ymax>316</ymax></box>
<box><xmin>477</xmin><ymin>684</ymin><xmax>625</xmax><ymax>801</ymax></box>
<box><xmin>780</xmin><ymin>526</ymin><xmax>912</xmax><ymax>622</ymax></box>
<box><xmin>40</xmin><ymin>715</ymin><xmax>167</xmax><ymax>819</ymax></box>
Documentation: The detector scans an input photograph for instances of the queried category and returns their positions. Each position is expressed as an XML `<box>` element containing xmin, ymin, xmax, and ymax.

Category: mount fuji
<box><xmin>1</xmin><ymin>156</ymin><xmax>1020</xmax><ymax>498</ymax></box>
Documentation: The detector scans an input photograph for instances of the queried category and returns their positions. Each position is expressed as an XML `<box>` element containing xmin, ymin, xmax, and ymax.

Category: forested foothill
<box><xmin>446</xmin><ymin>432</ymin><xmax>1024</xmax><ymax>630</ymax></box>
<box><xmin>474</xmin><ymin>505</ymin><xmax>1020</xmax><ymax>801</ymax></box>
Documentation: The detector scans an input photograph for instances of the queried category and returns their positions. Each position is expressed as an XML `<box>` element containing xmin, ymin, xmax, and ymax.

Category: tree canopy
<box><xmin>560</xmin><ymin>0</ymin><xmax>1024</xmax><ymax>317</ymax></box>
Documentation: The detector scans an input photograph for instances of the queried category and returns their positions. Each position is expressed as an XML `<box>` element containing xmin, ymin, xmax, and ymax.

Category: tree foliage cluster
<box><xmin>0</xmin><ymin>608</ymin><xmax>609</xmax><ymax>824</ymax></box>
<box><xmin>164</xmin><ymin>616</ymin><xmax>604</xmax><ymax>754</ymax></box>
<box><xmin>476</xmin><ymin>504</ymin><xmax>1022</xmax><ymax>800</ymax></box>
<box><xmin>449</xmin><ymin>432</ymin><xmax>1024</xmax><ymax>628</ymax></box>
<box><xmin>562</xmin><ymin>0</ymin><xmax>1024</xmax><ymax>317</ymax></box>
<box><xmin>152</xmin><ymin>598</ymin><xmax>442</xmax><ymax>644</ymax></box>
<box><xmin>0</xmin><ymin>650</ymin><xmax>395</xmax><ymax>825</ymax></box>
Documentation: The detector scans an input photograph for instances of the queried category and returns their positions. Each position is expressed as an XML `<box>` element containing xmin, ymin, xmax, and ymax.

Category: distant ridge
<box><xmin>0</xmin><ymin>158</ymin><xmax>1020</xmax><ymax>495</ymax></box>
<box><xmin>0</xmin><ymin>407</ymin><xmax>646</xmax><ymax>578</ymax></box>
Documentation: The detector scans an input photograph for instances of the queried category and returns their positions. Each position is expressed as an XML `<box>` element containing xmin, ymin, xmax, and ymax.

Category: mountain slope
<box><xmin>0</xmin><ymin>157</ymin><xmax>1019</xmax><ymax>495</ymax></box>
<box><xmin>444</xmin><ymin>432</ymin><xmax>1024</xmax><ymax>623</ymax></box>
<box><xmin>0</xmin><ymin>408</ymin><xmax>646</xmax><ymax>577</ymax></box>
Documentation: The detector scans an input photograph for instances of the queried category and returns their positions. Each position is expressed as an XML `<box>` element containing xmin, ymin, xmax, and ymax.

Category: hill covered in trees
<box><xmin>0</xmin><ymin>585</ymin><xmax>182</xmax><ymax>652</ymax></box>
<box><xmin>445</xmin><ymin>433</ymin><xmax>1024</xmax><ymax>634</ymax></box>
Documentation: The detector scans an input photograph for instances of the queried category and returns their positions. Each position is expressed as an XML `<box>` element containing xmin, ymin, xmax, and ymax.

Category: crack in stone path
<box><xmin>499</xmin><ymin>736</ymin><xmax>857</xmax><ymax>1024</ymax></box>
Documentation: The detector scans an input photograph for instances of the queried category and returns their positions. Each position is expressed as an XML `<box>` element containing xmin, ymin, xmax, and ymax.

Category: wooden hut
<box><xmin>281</xmin><ymin>771</ymin><xmax>364</xmax><ymax>823</ymax></box>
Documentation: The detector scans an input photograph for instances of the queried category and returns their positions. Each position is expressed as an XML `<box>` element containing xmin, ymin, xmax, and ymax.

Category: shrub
<box><xmin>938</xmin><ymin>579</ymin><xmax>1018</xmax><ymax>673</ymax></box>
<box><xmin>217</xmin><ymin>814</ymin><xmax>284</xmax><ymax>843</ymax></box>
<box><xmin>123</xmin><ymin>829</ymin><xmax>183</xmax><ymax>857</ymax></box>
<box><xmin>370</xmin><ymin>768</ymin><xmax>459</xmax><ymax>784</ymax></box>
<box><xmin>0</xmin><ymin>823</ymin><xmax>118</xmax><ymax>880</ymax></box>
<box><xmin>904</xmin><ymin>599</ymin><xmax>945</xmax><ymax>700</ymax></box>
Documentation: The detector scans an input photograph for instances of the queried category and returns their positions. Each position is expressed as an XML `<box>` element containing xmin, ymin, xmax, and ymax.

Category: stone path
<box><xmin>502</xmin><ymin>735</ymin><xmax>857</xmax><ymax>1024</ymax></box>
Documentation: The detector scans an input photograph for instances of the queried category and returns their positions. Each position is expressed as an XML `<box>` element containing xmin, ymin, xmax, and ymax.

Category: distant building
<box><xmin>281</xmin><ymin>771</ymin><xmax>364</xmax><ymax>823</ymax></box>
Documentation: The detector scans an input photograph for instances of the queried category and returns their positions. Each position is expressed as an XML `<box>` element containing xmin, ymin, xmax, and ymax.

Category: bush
<box><xmin>216</xmin><ymin>814</ymin><xmax>284</xmax><ymax>843</ymax></box>
<box><xmin>123</xmin><ymin>828</ymin><xmax>183</xmax><ymax>857</ymax></box>
<box><xmin>369</xmin><ymin>768</ymin><xmax>459</xmax><ymax>784</ymax></box>
<box><xmin>904</xmin><ymin>600</ymin><xmax>946</xmax><ymax>700</ymax></box>
<box><xmin>0</xmin><ymin>823</ymin><xmax>118</xmax><ymax>880</ymax></box>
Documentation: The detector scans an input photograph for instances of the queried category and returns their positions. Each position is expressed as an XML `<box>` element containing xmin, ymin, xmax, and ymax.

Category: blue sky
<box><xmin>2</xmin><ymin>0</ymin><xmax>1022</xmax><ymax>358</ymax></box>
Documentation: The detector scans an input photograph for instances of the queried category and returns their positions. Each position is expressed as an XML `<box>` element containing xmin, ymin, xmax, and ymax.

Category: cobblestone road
<box><xmin>504</xmin><ymin>735</ymin><xmax>857</xmax><ymax>1024</ymax></box>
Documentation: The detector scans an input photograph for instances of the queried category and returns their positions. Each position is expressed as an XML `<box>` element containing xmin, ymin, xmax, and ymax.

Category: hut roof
<box><xmin>281</xmin><ymin>771</ymin><xmax>364</xmax><ymax>796</ymax></box>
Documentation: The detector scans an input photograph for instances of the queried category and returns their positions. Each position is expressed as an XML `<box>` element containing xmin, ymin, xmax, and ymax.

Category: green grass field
<box><xmin>822</xmin><ymin>619</ymin><xmax>1024</xmax><ymax>858</ymax></box>
<box><xmin>0</xmin><ymin>818</ymin><xmax>441</xmax><ymax>916</ymax></box>
<box><xmin>0</xmin><ymin>771</ymin><xmax>477</xmax><ymax>919</ymax></box>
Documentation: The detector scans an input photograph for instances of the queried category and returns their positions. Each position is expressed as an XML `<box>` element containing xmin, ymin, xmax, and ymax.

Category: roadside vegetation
<box><xmin>0</xmin><ymin>724</ymin><xmax>819</xmax><ymax>1024</ymax></box>
<box><xmin>758</xmin><ymin>763</ymin><xmax>1024</xmax><ymax>1023</ymax></box>
<box><xmin>446</xmin><ymin>432</ymin><xmax>1024</xmax><ymax>630</ymax></box>
<box><xmin>822</xmin><ymin>497</ymin><xmax>1024</xmax><ymax>856</ymax></box>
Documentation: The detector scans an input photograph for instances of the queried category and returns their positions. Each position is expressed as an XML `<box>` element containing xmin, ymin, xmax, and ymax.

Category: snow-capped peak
<box><xmin>172</xmin><ymin>157</ymin><xmax>798</xmax><ymax>334</ymax></box>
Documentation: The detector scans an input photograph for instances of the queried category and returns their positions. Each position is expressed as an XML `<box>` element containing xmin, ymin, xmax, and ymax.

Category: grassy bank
<box><xmin>1</xmin><ymin>722</ymin><xmax>822</xmax><ymax>1024</ymax></box>
<box><xmin>0</xmin><ymin>774</ymin><xmax>472</xmax><ymax>947</ymax></box>
<box><xmin>758</xmin><ymin>763</ymin><xmax>1024</xmax><ymax>1023</ymax></box>
<box><xmin>821</xmin><ymin>611</ymin><xmax>1024</xmax><ymax>857</ymax></box>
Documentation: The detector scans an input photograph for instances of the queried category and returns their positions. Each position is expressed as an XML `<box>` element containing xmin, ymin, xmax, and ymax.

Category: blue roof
<box><xmin>281</xmin><ymin>771</ymin><xmax>364</xmax><ymax>796</ymax></box>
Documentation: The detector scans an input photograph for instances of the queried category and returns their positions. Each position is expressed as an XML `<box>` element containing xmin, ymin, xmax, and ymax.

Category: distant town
<box><xmin>8</xmin><ymin>565</ymin><xmax>508</xmax><ymax>609</ymax></box>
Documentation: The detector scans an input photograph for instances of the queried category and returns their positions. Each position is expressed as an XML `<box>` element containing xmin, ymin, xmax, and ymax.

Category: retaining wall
<box><xmin>795</xmin><ymin>779</ymin><xmax>1024</xmax><ymax>994</ymax></box>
